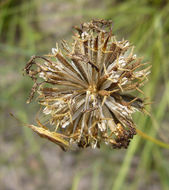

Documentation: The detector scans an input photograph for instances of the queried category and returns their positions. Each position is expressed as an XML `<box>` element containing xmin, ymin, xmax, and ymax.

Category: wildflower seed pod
<box><xmin>25</xmin><ymin>19</ymin><xmax>151</xmax><ymax>150</ymax></box>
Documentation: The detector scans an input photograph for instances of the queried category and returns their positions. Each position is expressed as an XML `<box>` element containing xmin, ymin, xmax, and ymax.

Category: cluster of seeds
<box><xmin>25</xmin><ymin>19</ymin><xmax>150</xmax><ymax>150</ymax></box>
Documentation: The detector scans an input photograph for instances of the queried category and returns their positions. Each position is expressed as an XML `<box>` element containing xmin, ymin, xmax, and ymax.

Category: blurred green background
<box><xmin>0</xmin><ymin>0</ymin><xmax>169</xmax><ymax>190</ymax></box>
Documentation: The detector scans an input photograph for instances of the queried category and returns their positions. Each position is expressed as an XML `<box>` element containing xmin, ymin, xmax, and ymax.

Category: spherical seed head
<box><xmin>25</xmin><ymin>19</ymin><xmax>151</xmax><ymax>150</ymax></box>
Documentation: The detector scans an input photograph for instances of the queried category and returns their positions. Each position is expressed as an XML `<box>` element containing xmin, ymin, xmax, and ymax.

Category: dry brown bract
<box><xmin>25</xmin><ymin>19</ymin><xmax>151</xmax><ymax>151</ymax></box>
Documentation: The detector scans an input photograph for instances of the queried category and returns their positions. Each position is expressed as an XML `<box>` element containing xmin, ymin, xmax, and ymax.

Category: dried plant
<box><xmin>25</xmin><ymin>19</ymin><xmax>151</xmax><ymax>151</ymax></box>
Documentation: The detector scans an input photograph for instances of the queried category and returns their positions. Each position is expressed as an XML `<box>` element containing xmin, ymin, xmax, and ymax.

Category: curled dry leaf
<box><xmin>25</xmin><ymin>19</ymin><xmax>151</xmax><ymax>150</ymax></box>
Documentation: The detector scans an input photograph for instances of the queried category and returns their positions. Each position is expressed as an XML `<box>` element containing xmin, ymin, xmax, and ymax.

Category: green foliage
<box><xmin>0</xmin><ymin>0</ymin><xmax>169</xmax><ymax>190</ymax></box>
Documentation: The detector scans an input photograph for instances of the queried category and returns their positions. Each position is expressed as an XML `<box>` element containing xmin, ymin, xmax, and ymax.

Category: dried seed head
<box><xmin>25</xmin><ymin>19</ymin><xmax>151</xmax><ymax>150</ymax></box>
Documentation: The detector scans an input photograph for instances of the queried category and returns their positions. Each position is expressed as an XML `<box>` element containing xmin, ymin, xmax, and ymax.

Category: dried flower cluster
<box><xmin>25</xmin><ymin>19</ymin><xmax>150</xmax><ymax>151</ymax></box>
